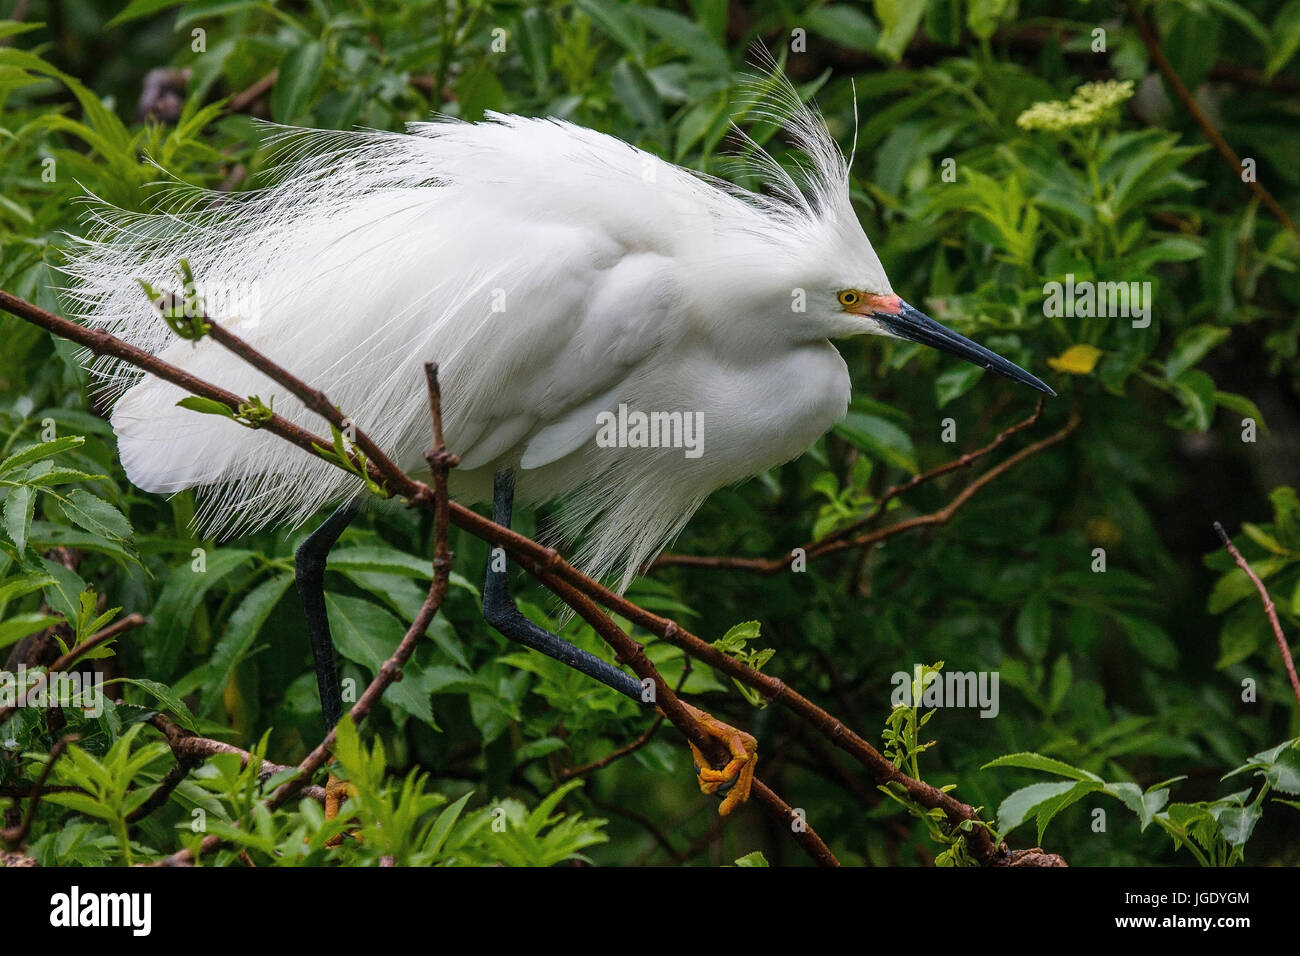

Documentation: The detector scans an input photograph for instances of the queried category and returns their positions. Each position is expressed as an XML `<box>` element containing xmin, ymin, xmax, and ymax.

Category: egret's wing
<box><xmin>449</xmin><ymin>248</ymin><xmax>684</xmax><ymax>473</ymax></box>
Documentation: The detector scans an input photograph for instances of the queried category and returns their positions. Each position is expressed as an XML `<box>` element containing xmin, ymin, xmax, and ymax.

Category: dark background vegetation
<box><xmin>1</xmin><ymin>0</ymin><xmax>1298</xmax><ymax>866</ymax></box>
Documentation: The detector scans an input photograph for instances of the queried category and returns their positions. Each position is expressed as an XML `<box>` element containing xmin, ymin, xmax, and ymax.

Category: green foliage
<box><xmin>1</xmin><ymin>0</ymin><xmax>1298</xmax><ymax>867</ymax></box>
<box><xmin>986</xmin><ymin>737</ymin><xmax>1300</xmax><ymax>865</ymax></box>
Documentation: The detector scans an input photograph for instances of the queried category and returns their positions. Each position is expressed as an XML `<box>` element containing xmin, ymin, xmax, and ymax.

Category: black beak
<box><xmin>875</xmin><ymin>301</ymin><xmax>1056</xmax><ymax>396</ymax></box>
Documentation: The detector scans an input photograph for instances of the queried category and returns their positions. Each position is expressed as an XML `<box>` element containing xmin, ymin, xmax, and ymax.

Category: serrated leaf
<box><xmin>996</xmin><ymin>781</ymin><xmax>1081</xmax><ymax>834</ymax></box>
<box><xmin>60</xmin><ymin>490</ymin><xmax>133</xmax><ymax>541</ymax></box>
<box><xmin>0</xmin><ymin>436</ymin><xmax>84</xmax><ymax>476</ymax></box>
<box><xmin>1105</xmin><ymin>781</ymin><xmax>1170</xmax><ymax>830</ymax></box>
<box><xmin>984</xmin><ymin>752</ymin><xmax>1101</xmax><ymax>781</ymax></box>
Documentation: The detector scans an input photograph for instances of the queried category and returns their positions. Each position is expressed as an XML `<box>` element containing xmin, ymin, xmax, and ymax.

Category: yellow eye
<box><xmin>837</xmin><ymin>290</ymin><xmax>861</xmax><ymax>308</ymax></box>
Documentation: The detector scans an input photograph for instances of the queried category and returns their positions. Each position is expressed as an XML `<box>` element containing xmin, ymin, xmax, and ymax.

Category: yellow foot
<box><xmin>324</xmin><ymin>773</ymin><xmax>351</xmax><ymax>847</ymax></box>
<box><xmin>679</xmin><ymin>702</ymin><xmax>757</xmax><ymax>816</ymax></box>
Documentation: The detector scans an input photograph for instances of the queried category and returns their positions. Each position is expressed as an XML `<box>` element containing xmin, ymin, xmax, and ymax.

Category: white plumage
<box><xmin>61</xmin><ymin>72</ymin><xmax>1036</xmax><ymax>591</ymax></box>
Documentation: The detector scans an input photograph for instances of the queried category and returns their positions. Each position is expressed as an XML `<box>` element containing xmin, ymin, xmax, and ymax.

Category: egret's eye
<box><xmin>837</xmin><ymin>290</ymin><xmax>861</xmax><ymax>308</ymax></box>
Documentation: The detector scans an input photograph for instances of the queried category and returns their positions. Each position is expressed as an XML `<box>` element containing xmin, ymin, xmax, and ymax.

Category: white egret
<box><xmin>60</xmin><ymin>71</ymin><xmax>1052</xmax><ymax>810</ymax></box>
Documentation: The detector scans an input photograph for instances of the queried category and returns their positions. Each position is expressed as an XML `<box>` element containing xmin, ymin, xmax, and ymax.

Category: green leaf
<box><xmin>0</xmin><ymin>612</ymin><xmax>62</xmax><ymax>650</ymax></box>
<box><xmin>833</xmin><ymin>412</ymin><xmax>917</xmax><ymax>473</ymax></box>
<box><xmin>271</xmin><ymin>41</ymin><xmax>324</xmax><ymax>123</ymax></box>
<box><xmin>983</xmin><ymin>752</ymin><xmax>1102</xmax><ymax>782</ymax></box>
<box><xmin>1105</xmin><ymin>782</ymin><xmax>1170</xmax><ymax>831</ymax></box>
<box><xmin>804</xmin><ymin>6</ymin><xmax>879</xmax><ymax>51</ymax></box>
<box><xmin>1217</xmin><ymin>802</ymin><xmax>1262</xmax><ymax>847</ymax></box>
<box><xmin>425</xmin><ymin>791</ymin><xmax>473</xmax><ymax>858</ymax></box>
<box><xmin>0</xmin><ymin>436</ymin><xmax>85</xmax><ymax>477</ymax></box>
<box><xmin>625</xmin><ymin>6</ymin><xmax>727</xmax><ymax>73</ymax></box>
<box><xmin>1032</xmin><ymin>780</ymin><xmax>1102</xmax><ymax>843</ymax></box>
<box><xmin>175</xmin><ymin>396</ymin><xmax>236</xmax><ymax>419</ymax></box>
<box><xmin>610</xmin><ymin>59</ymin><xmax>661</xmax><ymax>129</ymax></box>
<box><xmin>0</xmin><ymin>20</ymin><xmax>43</xmax><ymax>41</ymax></box>
<box><xmin>1168</xmin><ymin>368</ymin><xmax>1217</xmax><ymax>432</ymax></box>
<box><xmin>934</xmin><ymin>363</ymin><xmax>985</xmax><ymax>408</ymax></box>
<box><xmin>106</xmin><ymin>0</ymin><xmax>187</xmax><ymax>27</ymax></box>
<box><xmin>1115</xmin><ymin>614</ymin><xmax>1179</xmax><ymax>669</ymax></box>
<box><xmin>574</xmin><ymin>0</ymin><xmax>644</xmax><ymax>58</ymax></box>
<box><xmin>59</xmin><ymin>490</ymin><xmax>133</xmax><ymax>541</ymax></box>
<box><xmin>1216</xmin><ymin>605</ymin><xmax>1269</xmax><ymax>669</ymax></box>
<box><xmin>1267</xmin><ymin>0</ymin><xmax>1300</xmax><ymax>77</ymax></box>
<box><xmin>200</xmin><ymin>573</ymin><xmax>295</xmax><ymax>714</ymax></box>
<box><xmin>996</xmin><ymin>781</ymin><xmax>1080</xmax><ymax>834</ymax></box>
<box><xmin>1214</xmin><ymin>391</ymin><xmax>1265</xmax><ymax>430</ymax></box>
<box><xmin>146</xmin><ymin>549</ymin><xmax>256</xmax><ymax>678</ymax></box>
<box><xmin>1164</xmin><ymin>324</ymin><xmax>1230</xmax><ymax>381</ymax></box>
<box><xmin>117</xmin><ymin>677</ymin><xmax>198</xmax><ymax>731</ymax></box>
<box><xmin>734</xmin><ymin>850</ymin><xmax>770</xmax><ymax>867</ymax></box>
<box><xmin>39</xmin><ymin>557</ymin><xmax>87</xmax><ymax>624</ymax></box>
<box><xmin>518</xmin><ymin>7</ymin><xmax>553</xmax><ymax>94</ymax></box>
<box><xmin>0</xmin><ymin>572</ymin><xmax>53</xmax><ymax>607</ymax></box>
<box><xmin>875</xmin><ymin>0</ymin><xmax>927</xmax><ymax>60</ymax></box>
<box><xmin>3</xmin><ymin>484</ymin><xmax>34</xmax><ymax>552</ymax></box>
<box><xmin>327</xmin><ymin>546</ymin><xmax>432</xmax><ymax>578</ymax></box>
<box><xmin>1209</xmin><ymin>561</ymin><xmax>1282</xmax><ymax>615</ymax></box>
<box><xmin>1015</xmin><ymin>591</ymin><xmax>1051</xmax><ymax>658</ymax></box>
<box><xmin>967</xmin><ymin>0</ymin><xmax>1010</xmax><ymax>38</ymax></box>
<box><xmin>325</xmin><ymin>592</ymin><xmax>434</xmax><ymax>724</ymax></box>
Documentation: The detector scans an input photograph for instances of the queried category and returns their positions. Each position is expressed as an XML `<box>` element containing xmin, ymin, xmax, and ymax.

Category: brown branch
<box><xmin>1126</xmin><ymin>0</ymin><xmax>1299</xmax><ymax>236</ymax></box>
<box><xmin>126</xmin><ymin>754</ymin><xmax>201</xmax><ymax>823</ymax></box>
<box><xmin>0</xmin><ymin>613</ymin><xmax>145</xmax><ymax>725</ymax></box>
<box><xmin>148</xmin><ymin>714</ymin><xmax>328</xmax><ymax>802</ymax></box>
<box><xmin>559</xmin><ymin>715</ymin><xmax>664</xmax><ymax>780</ymax></box>
<box><xmin>227</xmin><ymin>70</ymin><xmax>277</xmax><ymax>114</ymax></box>
<box><xmin>1214</xmin><ymin>521</ymin><xmax>1300</xmax><ymax>709</ymax></box>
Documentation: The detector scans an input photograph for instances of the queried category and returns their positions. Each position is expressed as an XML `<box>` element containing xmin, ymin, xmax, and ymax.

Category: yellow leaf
<box><xmin>1047</xmin><ymin>344</ymin><xmax>1103</xmax><ymax>375</ymax></box>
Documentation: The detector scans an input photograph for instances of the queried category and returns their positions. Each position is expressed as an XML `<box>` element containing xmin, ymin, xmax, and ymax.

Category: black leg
<box><xmin>483</xmin><ymin>470</ymin><xmax>644</xmax><ymax>703</ymax></box>
<box><xmin>295</xmin><ymin>498</ymin><xmax>361</xmax><ymax>731</ymax></box>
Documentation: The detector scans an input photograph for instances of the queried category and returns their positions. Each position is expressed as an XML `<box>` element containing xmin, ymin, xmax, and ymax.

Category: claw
<box><xmin>324</xmin><ymin>773</ymin><xmax>351</xmax><ymax>848</ymax></box>
<box><xmin>679</xmin><ymin>702</ymin><xmax>757</xmax><ymax>816</ymax></box>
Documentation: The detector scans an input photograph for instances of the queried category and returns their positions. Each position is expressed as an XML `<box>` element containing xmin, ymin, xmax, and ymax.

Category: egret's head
<box><xmin>824</xmin><ymin>283</ymin><xmax>1056</xmax><ymax>396</ymax></box>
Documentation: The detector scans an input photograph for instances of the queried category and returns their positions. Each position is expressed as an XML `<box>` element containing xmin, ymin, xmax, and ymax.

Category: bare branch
<box><xmin>1214</xmin><ymin>521</ymin><xmax>1300</xmax><ymax>709</ymax></box>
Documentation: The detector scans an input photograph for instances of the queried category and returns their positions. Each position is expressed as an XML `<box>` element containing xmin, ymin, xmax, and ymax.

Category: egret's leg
<box><xmin>482</xmin><ymin>470</ymin><xmax>643</xmax><ymax>701</ymax></box>
<box><xmin>295</xmin><ymin>498</ymin><xmax>361</xmax><ymax>731</ymax></box>
<box><xmin>482</xmin><ymin>470</ymin><xmax>757</xmax><ymax>815</ymax></box>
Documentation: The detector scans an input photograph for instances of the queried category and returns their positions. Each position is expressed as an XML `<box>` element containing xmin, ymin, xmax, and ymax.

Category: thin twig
<box><xmin>1214</xmin><ymin>521</ymin><xmax>1300</xmax><ymax>709</ymax></box>
<box><xmin>227</xmin><ymin>70</ymin><xmax>277</xmax><ymax>113</ymax></box>
<box><xmin>1</xmin><ymin>736</ymin><xmax>73</xmax><ymax>849</ymax></box>
<box><xmin>0</xmin><ymin>613</ymin><xmax>145</xmax><ymax>725</ymax></box>
<box><xmin>126</xmin><ymin>754</ymin><xmax>201</xmax><ymax>823</ymax></box>
<box><xmin>559</xmin><ymin>715</ymin><xmax>664</xmax><ymax>780</ymax></box>
<box><xmin>652</xmin><ymin>397</ymin><xmax>1054</xmax><ymax>573</ymax></box>
<box><xmin>1126</xmin><ymin>0</ymin><xmax>1299</xmax><ymax>236</ymax></box>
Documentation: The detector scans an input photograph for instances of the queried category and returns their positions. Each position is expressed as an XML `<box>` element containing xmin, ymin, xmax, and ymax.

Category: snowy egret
<box><xmin>62</xmin><ymin>73</ymin><xmax>1052</xmax><ymax>805</ymax></box>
